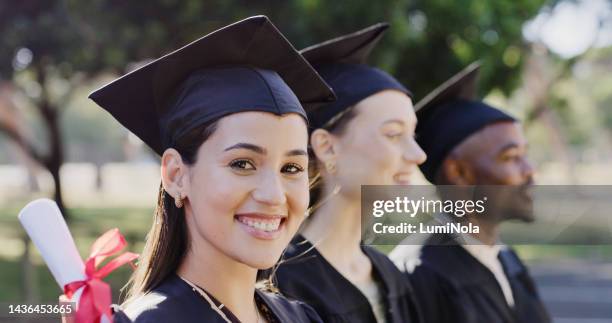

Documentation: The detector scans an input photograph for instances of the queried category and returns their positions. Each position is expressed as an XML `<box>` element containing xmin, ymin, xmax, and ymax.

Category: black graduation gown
<box><xmin>113</xmin><ymin>273</ymin><xmax>323</xmax><ymax>323</ymax></box>
<box><xmin>403</xmin><ymin>233</ymin><xmax>551</xmax><ymax>323</ymax></box>
<box><xmin>272</xmin><ymin>235</ymin><xmax>422</xmax><ymax>323</ymax></box>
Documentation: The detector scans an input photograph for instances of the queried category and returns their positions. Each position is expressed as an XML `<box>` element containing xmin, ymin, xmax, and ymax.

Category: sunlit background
<box><xmin>1</xmin><ymin>1</ymin><xmax>611</xmax><ymax>322</ymax></box>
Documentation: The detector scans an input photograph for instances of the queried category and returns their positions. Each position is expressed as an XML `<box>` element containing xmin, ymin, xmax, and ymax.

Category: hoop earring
<box><xmin>175</xmin><ymin>192</ymin><xmax>184</xmax><ymax>208</ymax></box>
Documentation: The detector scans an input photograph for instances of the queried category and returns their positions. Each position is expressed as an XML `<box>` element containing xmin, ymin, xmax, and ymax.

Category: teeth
<box><xmin>238</xmin><ymin>217</ymin><xmax>281</xmax><ymax>232</ymax></box>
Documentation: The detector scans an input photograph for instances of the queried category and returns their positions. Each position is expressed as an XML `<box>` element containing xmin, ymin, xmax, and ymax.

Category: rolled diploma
<box><xmin>18</xmin><ymin>198</ymin><xmax>111</xmax><ymax>322</ymax></box>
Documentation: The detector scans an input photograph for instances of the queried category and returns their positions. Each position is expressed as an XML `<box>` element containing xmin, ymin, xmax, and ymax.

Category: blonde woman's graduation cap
<box><xmin>301</xmin><ymin>22</ymin><xmax>390</xmax><ymax>65</ymax></box>
<box><xmin>300</xmin><ymin>23</ymin><xmax>411</xmax><ymax>129</ymax></box>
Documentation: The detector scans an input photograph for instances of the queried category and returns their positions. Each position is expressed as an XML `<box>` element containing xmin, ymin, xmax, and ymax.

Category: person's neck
<box><xmin>466</xmin><ymin>215</ymin><xmax>500</xmax><ymax>246</ymax></box>
<box><xmin>177</xmin><ymin>238</ymin><xmax>258</xmax><ymax>322</ymax></box>
<box><xmin>302</xmin><ymin>184</ymin><xmax>366</xmax><ymax>267</ymax></box>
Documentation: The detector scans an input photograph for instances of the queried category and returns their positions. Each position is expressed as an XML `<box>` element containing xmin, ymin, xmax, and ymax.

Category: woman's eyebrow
<box><xmin>224</xmin><ymin>142</ymin><xmax>267</xmax><ymax>155</ymax></box>
<box><xmin>382</xmin><ymin>119</ymin><xmax>406</xmax><ymax>126</ymax></box>
<box><xmin>286</xmin><ymin>149</ymin><xmax>308</xmax><ymax>157</ymax></box>
<box><xmin>224</xmin><ymin>144</ymin><xmax>306</xmax><ymax>157</ymax></box>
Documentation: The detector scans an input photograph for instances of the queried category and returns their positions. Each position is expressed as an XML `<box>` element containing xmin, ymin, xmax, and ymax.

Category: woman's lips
<box><xmin>235</xmin><ymin>213</ymin><xmax>286</xmax><ymax>240</ymax></box>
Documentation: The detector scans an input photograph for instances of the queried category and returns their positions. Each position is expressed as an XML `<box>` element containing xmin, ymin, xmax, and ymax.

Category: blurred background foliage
<box><xmin>4</xmin><ymin>0</ymin><xmax>605</xmax><ymax>212</ymax></box>
<box><xmin>0</xmin><ymin>0</ymin><xmax>551</xmax><ymax>94</ymax></box>
<box><xmin>0</xmin><ymin>0</ymin><xmax>611</xmax><ymax>316</ymax></box>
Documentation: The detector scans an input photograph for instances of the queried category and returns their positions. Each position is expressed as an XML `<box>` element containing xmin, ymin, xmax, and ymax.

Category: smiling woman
<box><xmin>81</xmin><ymin>15</ymin><xmax>334</xmax><ymax>323</ymax></box>
<box><xmin>171</xmin><ymin>111</ymin><xmax>309</xmax><ymax>269</ymax></box>
<box><xmin>269</xmin><ymin>23</ymin><xmax>425</xmax><ymax>323</ymax></box>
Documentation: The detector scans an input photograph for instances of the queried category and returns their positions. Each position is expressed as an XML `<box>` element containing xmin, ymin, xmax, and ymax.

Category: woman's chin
<box><xmin>241</xmin><ymin>256</ymin><xmax>281</xmax><ymax>270</ymax></box>
<box><xmin>230</xmin><ymin>247</ymin><xmax>284</xmax><ymax>270</ymax></box>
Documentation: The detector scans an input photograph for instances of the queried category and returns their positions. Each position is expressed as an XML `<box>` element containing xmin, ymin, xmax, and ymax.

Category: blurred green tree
<box><xmin>0</xmin><ymin>0</ymin><xmax>548</xmax><ymax>217</ymax></box>
<box><xmin>0</xmin><ymin>0</ymin><xmax>96</xmax><ymax>217</ymax></box>
<box><xmin>69</xmin><ymin>0</ymin><xmax>547</xmax><ymax>98</ymax></box>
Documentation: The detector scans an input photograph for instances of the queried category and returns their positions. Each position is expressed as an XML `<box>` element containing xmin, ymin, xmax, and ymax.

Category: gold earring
<box><xmin>325</xmin><ymin>161</ymin><xmax>336</xmax><ymax>175</ymax></box>
<box><xmin>175</xmin><ymin>192</ymin><xmax>184</xmax><ymax>208</ymax></box>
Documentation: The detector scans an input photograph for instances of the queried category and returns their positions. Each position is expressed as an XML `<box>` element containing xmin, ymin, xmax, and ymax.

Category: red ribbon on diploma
<box><xmin>64</xmin><ymin>228</ymin><xmax>139</xmax><ymax>323</ymax></box>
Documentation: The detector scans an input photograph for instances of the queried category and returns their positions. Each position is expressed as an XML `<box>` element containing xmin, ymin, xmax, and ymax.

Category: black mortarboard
<box><xmin>300</xmin><ymin>23</ymin><xmax>411</xmax><ymax>129</ymax></box>
<box><xmin>415</xmin><ymin>62</ymin><xmax>516</xmax><ymax>183</ymax></box>
<box><xmin>89</xmin><ymin>16</ymin><xmax>335</xmax><ymax>155</ymax></box>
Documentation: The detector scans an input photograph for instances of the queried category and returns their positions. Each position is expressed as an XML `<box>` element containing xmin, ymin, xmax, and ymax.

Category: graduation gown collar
<box><xmin>285</xmin><ymin>235</ymin><xmax>375</xmax><ymax>309</ymax></box>
<box><xmin>420</xmin><ymin>233</ymin><xmax>533</xmax><ymax>322</ymax></box>
<box><xmin>115</xmin><ymin>273</ymin><xmax>321</xmax><ymax>323</ymax></box>
<box><xmin>410</xmin><ymin>233</ymin><xmax>551</xmax><ymax>323</ymax></box>
<box><xmin>287</xmin><ymin>234</ymin><xmax>417</xmax><ymax>309</ymax></box>
<box><xmin>421</xmin><ymin>233</ymin><xmax>528</xmax><ymax>286</ymax></box>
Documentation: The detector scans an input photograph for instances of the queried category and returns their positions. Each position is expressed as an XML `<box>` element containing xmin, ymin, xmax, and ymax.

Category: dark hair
<box><xmin>123</xmin><ymin>121</ymin><xmax>218</xmax><ymax>302</ymax></box>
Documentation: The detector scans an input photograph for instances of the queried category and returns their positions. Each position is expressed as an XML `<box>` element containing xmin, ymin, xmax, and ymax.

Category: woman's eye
<box><xmin>385</xmin><ymin>133</ymin><xmax>403</xmax><ymax>140</ymax></box>
<box><xmin>229</xmin><ymin>159</ymin><xmax>256</xmax><ymax>171</ymax></box>
<box><xmin>281</xmin><ymin>163</ymin><xmax>304</xmax><ymax>174</ymax></box>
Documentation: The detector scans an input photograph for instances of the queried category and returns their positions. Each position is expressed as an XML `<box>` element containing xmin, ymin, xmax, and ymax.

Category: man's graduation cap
<box><xmin>300</xmin><ymin>23</ymin><xmax>411</xmax><ymax>129</ymax></box>
<box><xmin>89</xmin><ymin>16</ymin><xmax>335</xmax><ymax>155</ymax></box>
<box><xmin>415</xmin><ymin>62</ymin><xmax>516</xmax><ymax>183</ymax></box>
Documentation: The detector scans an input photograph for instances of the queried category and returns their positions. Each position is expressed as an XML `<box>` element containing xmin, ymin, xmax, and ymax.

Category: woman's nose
<box><xmin>403</xmin><ymin>138</ymin><xmax>427</xmax><ymax>165</ymax></box>
<box><xmin>251</xmin><ymin>172</ymin><xmax>287</xmax><ymax>206</ymax></box>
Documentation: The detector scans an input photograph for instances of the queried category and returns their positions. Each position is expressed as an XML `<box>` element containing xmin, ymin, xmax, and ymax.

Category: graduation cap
<box><xmin>415</xmin><ymin>62</ymin><xmax>516</xmax><ymax>183</ymax></box>
<box><xmin>89</xmin><ymin>15</ymin><xmax>335</xmax><ymax>155</ymax></box>
<box><xmin>300</xmin><ymin>23</ymin><xmax>411</xmax><ymax>129</ymax></box>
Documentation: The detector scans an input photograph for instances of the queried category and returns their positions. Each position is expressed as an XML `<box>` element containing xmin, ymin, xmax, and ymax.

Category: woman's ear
<box><xmin>160</xmin><ymin>148</ymin><xmax>189</xmax><ymax>199</ymax></box>
<box><xmin>310</xmin><ymin>129</ymin><xmax>337</xmax><ymax>171</ymax></box>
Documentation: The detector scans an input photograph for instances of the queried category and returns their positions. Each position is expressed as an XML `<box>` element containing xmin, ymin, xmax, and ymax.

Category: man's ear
<box><xmin>310</xmin><ymin>128</ymin><xmax>338</xmax><ymax>173</ymax></box>
<box><xmin>440</xmin><ymin>157</ymin><xmax>474</xmax><ymax>185</ymax></box>
<box><xmin>160</xmin><ymin>148</ymin><xmax>189</xmax><ymax>199</ymax></box>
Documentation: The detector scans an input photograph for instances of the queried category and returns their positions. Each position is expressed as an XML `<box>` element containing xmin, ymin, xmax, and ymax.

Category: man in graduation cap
<box><xmin>389</xmin><ymin>63</ymin><xmax>551</xmax><ymax>323</ymax></box>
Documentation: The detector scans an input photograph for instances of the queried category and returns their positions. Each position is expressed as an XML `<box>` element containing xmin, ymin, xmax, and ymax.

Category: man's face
<box><xmin>458</xmin><ymin>122</ymin><xmax>533</xmax><ymax>185</ymax></box>
<box><xmin>445</xmin><ymin>121</ymin><xmax>535</xmax><ymax>222</ymax></box>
